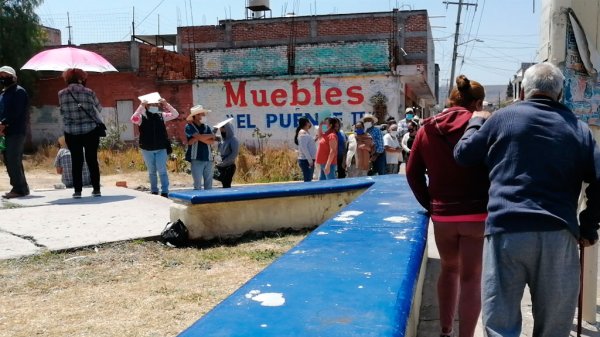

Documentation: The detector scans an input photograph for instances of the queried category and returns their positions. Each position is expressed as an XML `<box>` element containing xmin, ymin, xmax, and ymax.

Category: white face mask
<box><xmin>147</xmin><ymin>106</ymin><xmax>160</xmax><ymax>113</ymax></box>
<box><xmin>364</xmin><ymin>122</ymin><xmax>373</xmax><ymax>129</ymax></box>
<box><xmin>389</xmin><ymin>130</ymin><xmax>398</xmax><ymax>137</ymax></box>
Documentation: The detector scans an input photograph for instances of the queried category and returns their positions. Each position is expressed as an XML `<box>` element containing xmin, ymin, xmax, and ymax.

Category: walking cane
<box><xmin>577</xmin><ymin>242</ymin><xmax>584</xmax><ymax>337</ymax></box>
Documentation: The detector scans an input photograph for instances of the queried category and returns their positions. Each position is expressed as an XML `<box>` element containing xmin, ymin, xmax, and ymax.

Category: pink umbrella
<box><xmin>21</xmin><ymin>46</ymin><xmax>118</xmax><ymax>72</ymax></box>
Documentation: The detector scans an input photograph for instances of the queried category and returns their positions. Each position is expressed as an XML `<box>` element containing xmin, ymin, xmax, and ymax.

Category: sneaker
<box><xmin>72</xmin><ymin>192</ymin><xmax>82</xmax><ymax>199</ymax></box>
<box><xmin>160</xmin><ymin>193</ymin><xmax>169</xmax><ymax>198</ymax></box>
<box><xmin>92</xmin><ymin>189</ymin><xmax>101</xmax><ymax>197</ymax></box>
<box><xmin>150</xmin><ymin>191</ymin><xmax>158</xmax><ymax>195</ymax></box>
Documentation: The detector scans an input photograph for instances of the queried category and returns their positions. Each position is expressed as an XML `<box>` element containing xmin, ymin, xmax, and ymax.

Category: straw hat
<box><xmin>187</xmin><ymin>105</ymin><xmax>211</xmax><ymax>122</ymax></box>
<box><xmin>360</xmin><ymin>114</ymin><xmax>378</xmax><ymax>124</ymax></box>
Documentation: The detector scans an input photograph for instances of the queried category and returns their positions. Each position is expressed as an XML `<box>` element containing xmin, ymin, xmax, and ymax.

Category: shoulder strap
<box><xmin>68</xmin><ymin>89</ymin><xmax>100</xmax><ymax>124</ymax></box>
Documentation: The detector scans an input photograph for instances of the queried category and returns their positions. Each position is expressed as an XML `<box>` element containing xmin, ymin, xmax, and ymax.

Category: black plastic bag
<box><xmin>161</xmin><ymin>219</ymin><xmax>189</xmax><ymax>247</ymax></box>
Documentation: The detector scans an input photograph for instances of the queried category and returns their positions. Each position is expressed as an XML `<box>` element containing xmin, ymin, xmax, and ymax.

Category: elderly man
<box><xmin>454</xmin><ymin>62</ymin><xmax>600</xmax><ymax>337</ymax></box>
<box><xmin>361</xmin><ymin>114</ymin><xmax>386</xmax><ymax>175</ymax></box>
<box><xmin>0</xmin><ymin>66</ymin><xmax>29</xmax><ymax>199</ymax></box>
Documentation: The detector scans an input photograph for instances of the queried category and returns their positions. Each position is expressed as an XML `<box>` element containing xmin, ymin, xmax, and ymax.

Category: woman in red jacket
<box><xmin>406</xmin><ymin>75</ymin><xmax>489</xmax><ymax>337</ymax></box>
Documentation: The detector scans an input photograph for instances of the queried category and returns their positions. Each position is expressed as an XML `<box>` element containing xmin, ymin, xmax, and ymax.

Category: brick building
<box><xmin>29</xmin><ymin>41</ymin><xmax>193</xmax><ymax>145</ymax></box>
<box><xmin>178</xmin><ymin>9</ymin><xmax>436</xmax><ymax>144</ymax></box>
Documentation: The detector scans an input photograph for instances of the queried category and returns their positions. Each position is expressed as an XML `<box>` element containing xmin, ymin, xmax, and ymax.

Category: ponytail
<box><xmin>295</xmin><ymin>117</ymin><xmax>311</xmax><ymax>145</ymax></box>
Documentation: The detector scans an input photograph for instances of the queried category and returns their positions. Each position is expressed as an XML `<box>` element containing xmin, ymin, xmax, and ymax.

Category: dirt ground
<box><xmin>0</xmin><ymin>167</ymin><xmax>308</xmax><ymax>336</ymax></box>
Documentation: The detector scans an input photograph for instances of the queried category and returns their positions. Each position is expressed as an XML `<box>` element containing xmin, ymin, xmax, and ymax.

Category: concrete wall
<box><xmin>193</xmin><ymin>74</ymin><xmax>403</xmax><ymax>145</ymax></box>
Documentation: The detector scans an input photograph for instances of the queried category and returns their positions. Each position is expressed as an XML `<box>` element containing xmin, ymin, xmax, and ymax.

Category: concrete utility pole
<box><xmin>444</xmin><ymin>0</ymin><xmax>477</xmax><ymax>97</ymax></box>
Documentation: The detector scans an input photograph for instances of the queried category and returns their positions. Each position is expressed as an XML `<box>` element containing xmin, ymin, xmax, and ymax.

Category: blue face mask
<box><xmin>321</xmin><ymin>125</ymin><xmax>328</xmax><ymax>133</ymax></box>
<box><xmin>406</xmin><ymin>113</ymin><xmax>414</xmax><ymax>120</ymax></box>
<box><xmin>355</xmin><ymin>128</ymin><xmax>365</xmax><ymax>135</ymax></box>
<box><xmin>147</xmin><ymin>106</ymin><xmax>160</xmax><ymax>113</ymax></box>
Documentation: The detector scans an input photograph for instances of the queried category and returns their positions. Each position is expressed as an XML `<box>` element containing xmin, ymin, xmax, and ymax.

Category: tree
<box><xmin>0</xmin><ymin>0</ymin><xmax>46</xmax><ymax>90</ymax></box>
<box><xmin>506</xmin><ymin>79</ymin><xmax>514</xmax><ymax>99</ymax></box>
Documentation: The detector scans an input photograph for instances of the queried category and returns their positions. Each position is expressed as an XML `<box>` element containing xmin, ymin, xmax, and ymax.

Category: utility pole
<box><xmin>444</xmin><ymin>0</ymin><xmax>477</xmax><ymax>97</ymax></box>
<box><xmin>66</xmin><ymin>12</ymin><xmax>72</xmax><ymax>46</ymax></box>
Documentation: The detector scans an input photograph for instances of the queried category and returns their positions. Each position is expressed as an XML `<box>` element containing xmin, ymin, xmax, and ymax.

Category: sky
<box><xmin>35</xmin><ymin>0</ymin><xmax>541</xmax><ymax>88</ymax></box>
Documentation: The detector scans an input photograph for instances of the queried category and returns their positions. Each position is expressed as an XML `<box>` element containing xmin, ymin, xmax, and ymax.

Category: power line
<box><xmin>444</xmin><ymin>0</ymin><xmax>478</xmax><ymax>97</ymax></box>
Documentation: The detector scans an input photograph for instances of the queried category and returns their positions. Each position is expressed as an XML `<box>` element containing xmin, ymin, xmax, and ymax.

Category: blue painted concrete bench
<box><xmin>168</xmin><ymin>179</ymin><xmax>376</xmax><ymax>240</ymax></box>
<box><xmin>176</xmin><ymin>175</ymin><xmax>430</xmax><ymax>337</ymax></box>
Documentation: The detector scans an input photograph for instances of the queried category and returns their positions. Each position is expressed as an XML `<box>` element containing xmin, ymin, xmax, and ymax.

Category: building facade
<box><xmin>179</xmin><ymin>10</ymin><xmax>436</xmax><ymax>144</ymax></box>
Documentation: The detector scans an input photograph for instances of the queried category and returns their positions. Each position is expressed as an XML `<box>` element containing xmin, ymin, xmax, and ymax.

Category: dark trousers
<box><xmin>3</xmin><ymin>134</ymin><xmax>29</xmax><ymax>194</ymax></box>
<box><xmin>336</xmin><ymin>155</ymin><xmax>346</xmax><ymax>178</ymax></box>
<box><xmin>64</xmin><ymin>131</ymin><xmax>100</xmax><ymax>192</ymax></box>
<box><xmin>298</xmin><ymin>159</ymin><xmax>314</xmax><ymax>182</ymax></box>
<box><xmin>374</xmin><ymin>152</ymin><xmax>386</xmax><ymax>175</ymax></box>
<box><xmin>217</xmin><ymin>164</ymin><xmax>236</xmax><ymax>188</ymax></box>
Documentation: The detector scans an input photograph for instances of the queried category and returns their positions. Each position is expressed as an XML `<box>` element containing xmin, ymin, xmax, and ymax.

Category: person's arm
<box><xmin>401</xmin><ymin>133</ymin><xmax>411</xmax><ymax>152</ymax></box>
<box><xmin>579</xmin><ymin>132</ymin><xmax>600</xmax><ymax>246</ymax></box>
<box><xmin>160</xmin><ymin>100</ymin><xmax>179</xmax><ymax>122</ymax></box>
<box><xmin>405</xmin><ymin>131</ymin><xmax>431</xmax><ymax>211</ymax></box>
<box><xmin>324</xmin><ymin>134</ymin><xmax>338</xmax><ymax>175</ymax></box>
<box><xmin>453</xmin><ymin>115</ymin><xmax>490</xmax><ymax>167</ymax></box>
<box><xmin>220</xmin><ymin>138</ymin><xmax>240</xmax><ymax>166</ymax></box>
<box><xmin>130</xmin><ymin>103</ymin><xmax>146</xmax><ymax>125</ymax></box>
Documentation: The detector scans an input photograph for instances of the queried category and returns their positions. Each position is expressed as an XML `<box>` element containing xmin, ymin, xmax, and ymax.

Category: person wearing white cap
<box><xmin>131</xmin><ymin>92</ymin><xmax>179</xmax><ymax>197</ymax></box>
<box><xmin>185</xmin><ymin>105</ymin><xmax>216</xmax><ymax>190</ymax></box>
<box><xmin>0</xmin><ymin>65</ymin><xmax>30</xmax><ymax>199</ymax></box>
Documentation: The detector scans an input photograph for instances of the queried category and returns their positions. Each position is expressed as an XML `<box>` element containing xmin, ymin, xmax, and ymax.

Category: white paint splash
<box><xmin>378</xmin><ymin>202</ymin><xmax>391</xmax><ymax>205</ymax></box>
<box><xmin>291</xmin><ymin>250</ymin><xmax>306</xmax><ymax>254</ymax></box>
<box><xmin>384</xmin><ymin>216</ymin><xmax>410</xmax><ymax>223</ymax></box>
<box><xmin>260</xmin><ymin>324</ymin><xmax>268</xmax><ymax>328</ymax></box>
<box><xmin>334</xmin><ymin>210</ymin><xmax>364</xmax><ymax>222</ymax></box>
<box><xmin>245</xmin><ymin>290</ymin><xmax>261</xmax><ymax>299</ymax></box>
<box><xmin>251</xmin><ymin>293</ymin><xmax>286</xmax><ymax>307</ymax></box>
<box><xmin>316</xmin><ymin>231</ymin><xmax>328</xmax><ymax>235</ymax></box>
<box><xmin>358</xmin><ymin>285</ymin><xmax>364</xmax><ymax>289</ymax></box>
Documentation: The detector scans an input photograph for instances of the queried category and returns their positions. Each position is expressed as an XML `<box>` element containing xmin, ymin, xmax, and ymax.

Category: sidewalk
<box><xmin>0</xmin><ymin>187</ymin><xmax>171</xmax><ymax>259</ymax></box>
<box><xmin>417</xmin><ymin>221</ymin><xmax>600</xmax><ymax>337</ymax></box>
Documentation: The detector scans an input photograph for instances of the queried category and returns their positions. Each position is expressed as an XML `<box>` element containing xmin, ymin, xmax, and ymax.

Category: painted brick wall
<box><xmin>295</xmin><ymin>40</ymin><xmax>390</xmax><ymax>74</ymax></box>
<box><xmin>30</xmin><ymin>73</ymin><xmax>193</xmax><ymax>145</ymax></box>
<box><xmin>196</xmin><ymin>46</ymin><xmax>288</xmax><ymax>78</ymax></box>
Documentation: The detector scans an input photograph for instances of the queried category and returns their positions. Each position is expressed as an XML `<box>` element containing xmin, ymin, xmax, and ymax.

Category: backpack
<box><xmin>160</xmin><ymin>219</ymin><xmax>189</xmax><ymax>247</ymax></box>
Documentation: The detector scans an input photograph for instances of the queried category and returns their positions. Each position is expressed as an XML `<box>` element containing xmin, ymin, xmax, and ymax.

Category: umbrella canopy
<box><xmin>21</xmin><ymin>47</ymin><xmax>118</xmax><ymax>72</ymax></box>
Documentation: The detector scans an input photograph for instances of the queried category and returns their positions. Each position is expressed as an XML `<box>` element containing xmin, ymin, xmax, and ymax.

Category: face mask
<box><xmin>390</xmin><ymin>131</ymin><xmax>398</xmax><ymax>137</ymax></box>
<box><xmin>406</xmin><ymin>114</ymin><xmax>414</xmax><ymax>120</ymax></box>
<box><xmin>364</xmin><ymin>122</ymin><xmax>373</xmax><ymax>129</ymax></box>
<box><xmin>321</xmin><ymin>125</ymin><xmax>328</xmax><ymax>133</ymax></box>
<box><xmin>355</xmin><ymin>128</ymin><xmax>365</xmax><ymax>135</ymax></box>
<box><xmin>147</xmin><ymin>106</ymin><xmax>160</xmax><ymax>113</ymax></box>
<box><xmin>0</xmin><ymin>77</ymin><xmax>14</xmax><ymax>87</ymax></box>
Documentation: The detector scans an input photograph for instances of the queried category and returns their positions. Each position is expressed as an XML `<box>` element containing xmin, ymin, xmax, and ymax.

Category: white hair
<box><xmin>521</xmin><ymin>62</ymin><xmax>564</xmax><ymax>100</ymax></box>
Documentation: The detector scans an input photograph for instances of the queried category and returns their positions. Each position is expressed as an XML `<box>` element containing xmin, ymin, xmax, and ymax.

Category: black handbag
<box><xmin>68</xmin><ymin>90</ymin><xmax>106</xmax><ymax>137</ymax></box>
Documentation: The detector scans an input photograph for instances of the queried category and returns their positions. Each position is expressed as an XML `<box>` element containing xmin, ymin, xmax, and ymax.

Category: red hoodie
<box><xmin>406</xmin><ymin>106</ymin><xmax>489</xmax><ymax>216</ymax></box>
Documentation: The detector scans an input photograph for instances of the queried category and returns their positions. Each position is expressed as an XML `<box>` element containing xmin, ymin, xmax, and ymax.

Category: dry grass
<box><xmin>0</xmin><ymin>232</ymin><xmax>308</xmax><ymax>337</ymax></box>
<box><xmin>23</xmin><ymin>144</ymin><xmax>301</xmax><ymax>184</ymax></box>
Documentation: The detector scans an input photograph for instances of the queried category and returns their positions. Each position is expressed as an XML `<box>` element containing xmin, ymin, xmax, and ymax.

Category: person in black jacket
<box><xmin>131</xmin><ymin>93</ymin><xmax>179</xmax><ymax>197</ymax></box>
<box><xmin>0</xmin><ymin>66</ymin><xmax>30</xmax><ymax>199</ymax></box>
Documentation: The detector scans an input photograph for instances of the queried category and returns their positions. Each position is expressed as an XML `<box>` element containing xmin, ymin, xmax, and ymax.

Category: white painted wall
<box><xmin>193</xmin><ymin>74</ymin><xmax>402</xmax><ymax>145</ymax></box>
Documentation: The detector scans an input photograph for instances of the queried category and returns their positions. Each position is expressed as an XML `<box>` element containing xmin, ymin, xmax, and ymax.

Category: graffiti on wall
<box><xmin>193</xmin><ymin>75</ymin><xmax>402</xmax><ymax>144</ymax></box>
<box><xmin>563</xmin><ymin>22</ymin><xmax>600</xmax><ymax>126</ymax></box>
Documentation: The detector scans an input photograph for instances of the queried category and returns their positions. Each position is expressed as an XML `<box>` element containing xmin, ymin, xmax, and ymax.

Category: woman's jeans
<box><xmin>298</xmin><ymin>159</ymin><xmax>314</xmax><ymax>182</ymax></box>
<box><xmin>217</xmin><ymin>164</ymin><xmax>236</xmax><ymax>188</ymax></box>
<box><xmin>318</xmin><ymin>164</ymin><xmax>337</xmax><ymax>180</ymax></box>
<box><xmin>191</xmin><ymin>160</ymin><xmax>213</xmax><ymax>190</ymax></box>
<box><xmin>64</xmin><ymin>130</ymin><xmax>100</xmax><ymax>193</ymax></box>
<box><xmin>141</xmin><ymin>149</ymin><xmax>169</xmax><ymax>194</ymax></box>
